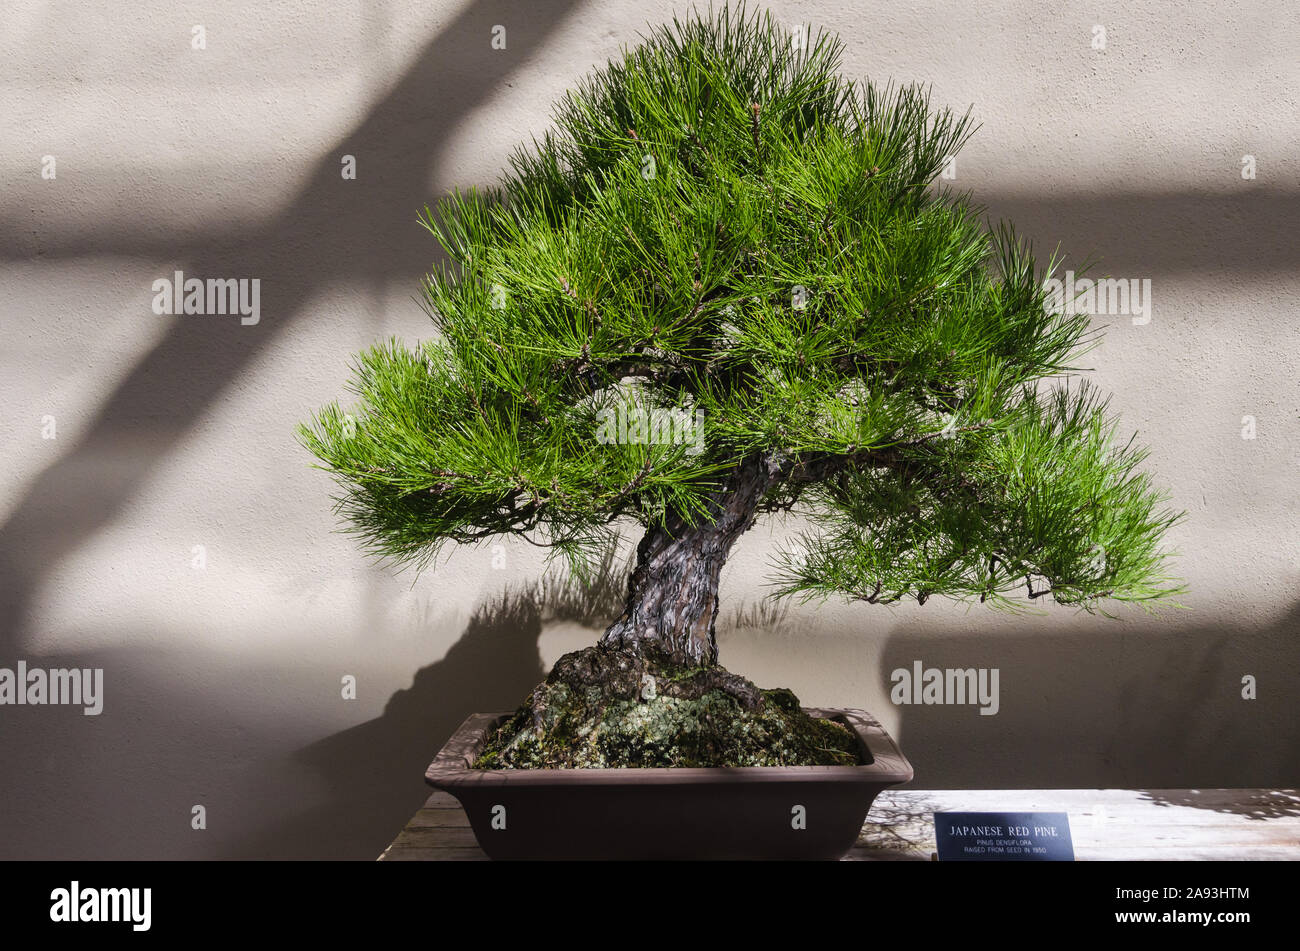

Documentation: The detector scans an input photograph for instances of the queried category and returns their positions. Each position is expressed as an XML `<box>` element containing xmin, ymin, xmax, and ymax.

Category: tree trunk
<box><xmin>600</xmin><ymin>454</ymin><xmax>781</xmax><ymax>667</ymax></box>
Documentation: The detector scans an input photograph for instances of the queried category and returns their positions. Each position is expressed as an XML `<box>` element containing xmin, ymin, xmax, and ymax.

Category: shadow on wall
<box><xmin>979</xmin><ymin>189</ymin><xmax>1300</xmax><ymax>280</ymax></box>
<box><xmin>2</xmin><ymin>589</ymin><xmax>1291</xmax><ymax>859</ymax></box>
<box><xmin>879</xmin><ymin>600</ymin><xmax>1300</xmax><ymax>793</ymax></box>
<box><xmin>3</xmin><ymin>0</ymin><xmax>1297</xmax><ymax>664</ymax></box>
<box><xmin>0</xmin><ymin>0</ymin><xmax>586</xmax><ymax>656</ymax></box>
<box><xmin>0</xmin><ymin>564</ymin><xmax>629</xmax><ymax>860</ymax></box>
<box><xmin>227</xmin><ymin>548</ymin><xmax>629</xmax><ymax>859</ymax></box>
<box><xmin>2</xmin><ymin>0</ymin><xmax>1297</xmax><ymax>859</ymax></box>
<box><xmin>228</xmin><ymin>588</ymin><xmax>548</xmax><ymax>860</ymax></box>
<box><xmin>0</xmin><ymin>592</ymin><xmax>548</xmax><ymax>861</ymax></box>
<box><xmin>236</xmin><ymin>585</ymin><xmax>1300</xmax><ymax>858</ymax></box>
<box><xmin>0</xmin><ymin>0</ymin><xmax>588</xmax><ymax>862</ymax></box>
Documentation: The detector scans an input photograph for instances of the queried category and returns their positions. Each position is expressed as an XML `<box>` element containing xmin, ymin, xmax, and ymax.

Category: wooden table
<box><xmin>378</xmin><ymin>788</ymin><xmax>1300</xmax><ymax>860</ymax></box>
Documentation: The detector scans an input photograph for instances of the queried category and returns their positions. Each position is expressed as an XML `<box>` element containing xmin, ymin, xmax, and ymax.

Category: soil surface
<box><xmin>473</xmin><ymin>645</ymin><xmax>859</xmax><ymax>768</ymax></box>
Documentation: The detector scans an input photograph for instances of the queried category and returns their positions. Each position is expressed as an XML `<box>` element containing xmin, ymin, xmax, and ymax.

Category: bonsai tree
<box><xmin>300</xmin><ymin>5</ymin><xmax>1184</xmax><ymax>767</ymax></box>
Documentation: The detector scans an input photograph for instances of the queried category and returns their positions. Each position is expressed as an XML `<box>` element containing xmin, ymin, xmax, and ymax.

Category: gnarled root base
<box><xmin>472</xmin><ymin>645</ymin><xmax>858</xmax><ymax>769</ymax></box>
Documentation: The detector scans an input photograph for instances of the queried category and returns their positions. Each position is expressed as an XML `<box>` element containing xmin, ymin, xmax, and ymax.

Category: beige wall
<box><xmin>1</xmin><ymin>0</ymin><xmax>1296</xmax><ymax>858</ymax></box>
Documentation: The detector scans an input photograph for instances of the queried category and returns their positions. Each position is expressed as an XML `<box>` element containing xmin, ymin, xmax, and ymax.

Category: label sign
<box><xmin>934</xmin><ymin>812</ymin><xmax>1074</xmax><ymax>861</ymax></box>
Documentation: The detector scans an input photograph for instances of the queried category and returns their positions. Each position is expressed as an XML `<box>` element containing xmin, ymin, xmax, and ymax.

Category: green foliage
<box><xmin>300</xmin><ymin>3</ymin><xmax>1185</xmax><ymax>612</ymax></box>
<box><xmin>471</xmin><ymin>645</ymin><xmax>857</xmax><ymax>768</ymax></box>
<box><xmin>774</xmin><ymin>380</ymin><xmax>1184</xmax><ymax>613</ymax></box>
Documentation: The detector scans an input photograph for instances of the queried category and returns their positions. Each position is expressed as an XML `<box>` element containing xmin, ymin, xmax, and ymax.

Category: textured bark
<box><xmin>600</xmin><ymin>453</ymin><xmax>784</xmax><ymax>666</ymax></box>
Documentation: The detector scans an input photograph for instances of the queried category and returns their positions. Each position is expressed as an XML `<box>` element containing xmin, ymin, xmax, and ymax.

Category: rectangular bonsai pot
<box><xmin>425</xmin><ymin>707</ymin><xmax>913</xmax><ymax>860</ymax></box>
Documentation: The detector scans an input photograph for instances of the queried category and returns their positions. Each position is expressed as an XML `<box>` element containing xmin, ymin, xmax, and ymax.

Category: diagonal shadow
<box><xmin>7</xmin><ymin>186</ymin><xmax>1298</xmax><ymax>277</ymax></box>
<box><xmin>223</xmin><ymin>550</ymin><xmax>628</xmax><ymax>859</ymax></box>
<box><xmin>227</xmin><ymin>585</ymin><xmax>549</xmax><ymax>860</ymax></box>
<box><xmin>0</xmin><ymin>0</ymin><xmax>586</xmax><ymax>653</ymax></box>
<box><xmin>0</xmin><ymin>550</ymin><xmax>629</xmax><ymax>860</ymax></box>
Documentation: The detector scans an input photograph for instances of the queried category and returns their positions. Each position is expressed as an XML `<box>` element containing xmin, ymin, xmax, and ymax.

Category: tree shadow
<box><xmin>0</xmin><ymin>0</ymin><xmax>586</xmax><ymax>655</ymax></box>
<box><xmin>855</xmin><ymin>791</ymin><xmax>942</xmax><ymax>860</ymax></box>
<box><xmin>4</xmin><ymin>0</ymin><xmax>1297</xmax><ymax>857</ymax></box>
<box><xmin>978</xmin><ymin>187</ymin><xmax>1300</xmax><ymax>281</ymax></box>
<box><xmin>0</xmin><ymin>561</ymin><xmax>623</xmax><ymax>861</ymax></box>
<box><xmin>1137</xmin><ymin>788</ymin><xmax>1300</xmax><ymax>820</ymax></box>
<box><xmin>880</xmin><ymin>600</ymin><xmax>1300</xmax><ymax>792</ymax></box>
<box><xmin>225</xmin><ymin>586</ymin><xmax>547</xmax><ymax>859</ymax></box>
<box><xmin>225</xmin><ymin>546</ymin><xmax>630</xmax><ymax>859</ymax></box>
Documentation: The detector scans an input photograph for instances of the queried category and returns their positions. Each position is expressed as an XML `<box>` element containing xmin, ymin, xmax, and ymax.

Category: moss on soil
<box><xmin>472</xmin><ymin>645</ymin><xmax>859</xmax><ymax>769</ymax></box>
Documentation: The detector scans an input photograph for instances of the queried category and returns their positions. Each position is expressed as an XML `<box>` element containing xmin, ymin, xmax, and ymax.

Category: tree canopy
<box><xmin>300</xmin><ymin>4</ymin><xmax>1184</xmax><ymax>616</ymax></box>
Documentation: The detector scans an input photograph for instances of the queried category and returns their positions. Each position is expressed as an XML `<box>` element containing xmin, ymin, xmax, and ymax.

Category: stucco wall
<box><xmin>1</xmin><ymin>0</ymin><xmax>1296</xmax><ymax>858</ymax></box>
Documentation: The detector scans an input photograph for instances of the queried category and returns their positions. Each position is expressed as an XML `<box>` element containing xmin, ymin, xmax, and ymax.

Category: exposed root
<box><xmin>473</xmin><ymin>645</ymin><xmax>859</xmax><ymax>769</ymax></box>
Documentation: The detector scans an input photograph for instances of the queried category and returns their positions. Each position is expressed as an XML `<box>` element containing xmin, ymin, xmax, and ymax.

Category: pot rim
<box><xmin>425</xmin><ymin>706</ymin><xmax>914</xmax><ymax>788</ymax></box>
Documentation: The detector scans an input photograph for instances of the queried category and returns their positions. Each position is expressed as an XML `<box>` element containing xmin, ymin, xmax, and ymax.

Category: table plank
<box><xmin>378</xmin><ymin>788</ymin><xmax>1300</xmax><ymax>861</ymax></box>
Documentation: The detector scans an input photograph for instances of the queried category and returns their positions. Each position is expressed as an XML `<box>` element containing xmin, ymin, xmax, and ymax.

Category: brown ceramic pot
<box><xmin>425</xmin><ymin>707</ymin><xmax>913</xmax><ymax>860</ymax></box>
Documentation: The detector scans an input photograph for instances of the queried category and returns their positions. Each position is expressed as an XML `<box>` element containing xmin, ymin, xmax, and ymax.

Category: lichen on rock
<box><xmin>472</xmin><ymin>646</ymin><xmax>859</xmax><ymax>769</ymax></box>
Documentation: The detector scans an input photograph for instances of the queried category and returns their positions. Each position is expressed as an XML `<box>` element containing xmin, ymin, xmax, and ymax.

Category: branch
<box><xmin>604</xmin><ymin>457</ymin><xmax>655</xmax><ymax>510</ymax></box>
